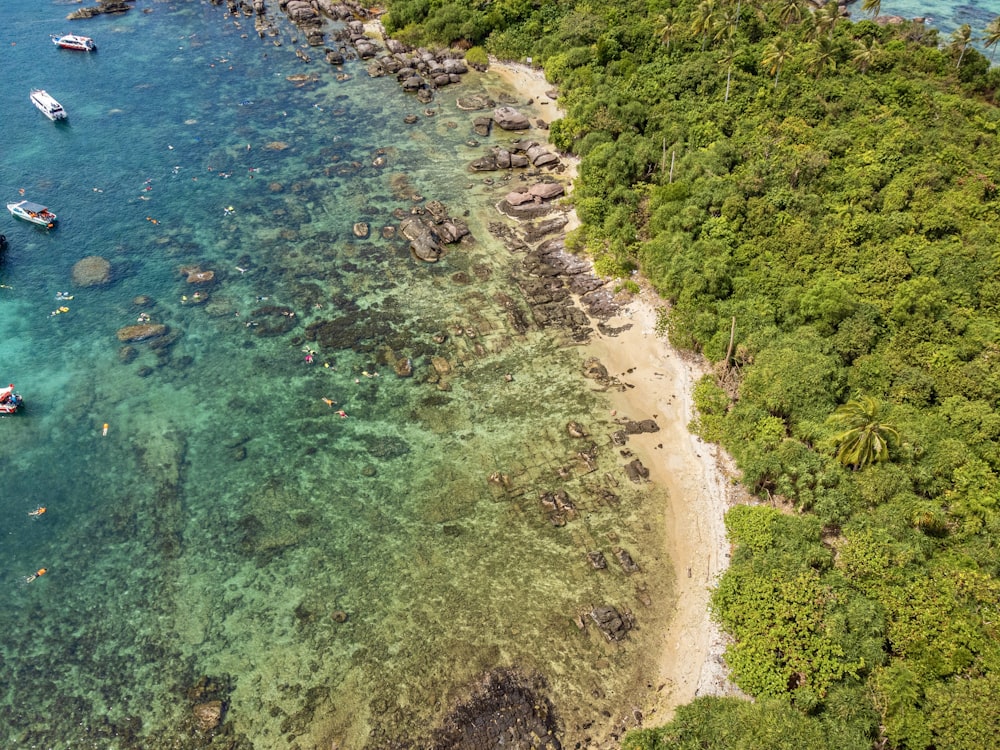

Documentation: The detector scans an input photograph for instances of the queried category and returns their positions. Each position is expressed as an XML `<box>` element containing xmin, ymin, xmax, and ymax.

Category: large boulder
<box><xmin>285</xmin><ymin>0</ymin><xmax>319</xmax><ymax>23</ymax></box>
<box><xmin>72</xmin><ymin>256</ymin><xmax>112</xmax><ymax>287</ymax></box>
<box><xmin>528</xmin><ymin>182</ymin><xmax>565</xmax><ymax>200</ymax></box>
<box><xmin>400</xmin><ymin>217</ymin><xmax>442</xmax><ymax>262</ymax></box>
<box><xmin>493</xmin><ymin>106</ymin><xmax>530</xmax><ymax>131</ymax></box>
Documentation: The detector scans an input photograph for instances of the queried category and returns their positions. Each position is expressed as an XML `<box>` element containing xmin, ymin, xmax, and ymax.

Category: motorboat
<box><xmin>51</xmin><ymin>33</ymin><xmax>96</xmax><ymax>52</ymax></box>
<box><xmin>0</xmin><ymin>384</ymin><xmax>23</xmax><ymax>415</ymax></box>
<box><xmin>7</xmin><ymin>200</ymin><xmax>57</xmax><ymax>228</ymax></box>
<box><xmin>30</xmin><ymin>89</ymin><xmax>67</xmax><ymax>121</ymax></box>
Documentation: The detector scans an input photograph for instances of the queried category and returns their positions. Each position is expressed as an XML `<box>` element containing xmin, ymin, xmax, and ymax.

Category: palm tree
<box><xmin>852</xmin><ymin>35</ymin><xmax>877</xmax><ymax>74</ymax></box>
<box><xmin>861</xmin><ymin>0</ymin><xmax>881</xmax><ymax>19</ymax></box>
<box><xmin>691</xmin><ymin>0</ymin><xmax>718</xmax><ymax>50</ymax></box>
<box><xmin>714</xmin><ymin>5</ymin><xmax>740</xmax><ymax>44</ymax></box>
<box><xmin>805</xmin><ymin>1</ymin><xmax>841</xmax><ymax>41</ymax></box>
<box><xmin>777</xmin><ymin>0</ymin><xmax>802</xmax><ymax>27</ymax></box>
<box><xmin>762</xmin><ymin>37</ymin><xmax>793</xmax><ymax>89</ymax></box>
<box><xmin>951</xmin><ymin>23</ymin><xmax>973</xmax><ymax>69</ymax></box>
<box><xmin>656</xmin><ymin>10</ymin><xmax>678</xmax><ymax>53</ymax></box>
<box><xmin>984</xmin><ymin>16</ymin><xmax>1000</xmax><ymax>62</ymax></box>
<box><xmin>828</xmin><ymin>396</ymin><xmax>899</xmax><ymax>470</ymax></box>
<box><xmin>719</xmin><ymin>42</ymin><xmax>736</xmax><ymax>103</ymax></box>
<box><xmin>818</xmin><ymin>0</ymin><xmax>841</xmax><ymax>37</ymax></box>
<box><xmin>806</xmin><ymin>36</ymin><xmax>836</xmax><ymax>77</ymax></box>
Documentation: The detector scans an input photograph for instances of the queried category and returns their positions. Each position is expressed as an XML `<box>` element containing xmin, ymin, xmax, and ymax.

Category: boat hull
<box><xmin>0</xmin><ymin>385</ymin><xmax>22</xmax><ymax>414</ymax></box>
<box><xmin>52</xmin><ymin>34</ymin><xmax>96</xmax><ymax>52</ymax></box>
<box><xmin>7</xmin><ymin>201</ymin><xmax>57</xmax><ymax>228</ymax></box>
<box><xmin>30</xmin><ymin>89</ymin><xmax>67</xmax><ymax>121</ymax></box>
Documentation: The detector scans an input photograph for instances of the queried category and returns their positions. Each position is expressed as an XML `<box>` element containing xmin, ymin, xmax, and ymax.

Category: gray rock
<box><xmin>528</xmin><ymin>181</ymin><xmax>565</xmax><ymax>200</ymax></box>
<box><xmin>589</xmin><ymin>605</ymin><xmax>633</xmax><ymax>642</ymax></box>
<box><xmin>624</xmin><ymin>458</ymin><xmax>649</xmax><ymax>483</ymax></box>
<box><xmin>493</xmin><ymin>106</ymin><xmax>530</xmax><ymax>130</ymax></box>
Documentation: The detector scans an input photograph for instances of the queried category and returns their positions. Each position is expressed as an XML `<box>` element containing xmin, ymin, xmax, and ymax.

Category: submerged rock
<box><xmin>72</xmin><ymin>256</ymin><xmax>112</xmax><ymax>287</ymax></box>
<box><xmin>192</xmin><ymin>701</ymin><xmax>223</xmax><ymax>732</ymax></box>
<box><xmin>589</xmin><ymin>604</ymin><xmax>634</xmax><ymax>642</ymax></box>
<box><xmin>430</xmin><ymin>669</ymin><xmax>561</xmax><ymax>749</ymax></box>
<box><xmin>116</xmin><ymin>323</ymin><xmax>168</xmax><ymax>342</ymax></box>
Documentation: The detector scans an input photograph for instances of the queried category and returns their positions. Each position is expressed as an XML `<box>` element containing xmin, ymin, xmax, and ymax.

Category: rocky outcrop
<box><xmin>589</xmin><ymin>605</ymin><xmax>634</xmax><ymax>642</ymax></box>
<box><xmin>72</xmin><ymin>256</ymin><xmax>112</xmax><ymax>286</ymax></box>
<box><xmin>470</xmin><ymin>140</ymin><xmax>562</xmax><ymax>173</ymax></box>
<box><xmin>283</xmin><ymin>0</ymin><xmax>320</xmax><ymax>25</ymax></box>
<box><xmin>400</xmin><ymin>200</ymin><xmax>470</xmax><ymax>263</ymax></box>
<box><xmin>400</xmin><ymin>217</ymin><xmax>443</xmax><ymax>262</ymax></box>
<box><xmin>117</xmin><ymin>323</ymin><xmax>168</xmax><ymax>342</ymax></box>
<box><xmin>67</xmin><ymin>0</ymin><xmax>134</xmax><ymax>20</ymax></box>
<box><xmin>429</xmin><ymin>669</ymin><xmax>561</xmax><ymax>750</ymax></box>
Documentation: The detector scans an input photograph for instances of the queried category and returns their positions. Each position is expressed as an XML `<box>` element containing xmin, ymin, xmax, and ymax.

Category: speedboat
<box><xmin>0</xmin><ymin>384</ymin><xmax>23</xmax><ymax>415</ymax></box>
<box><xmin>51</xmin><ymin>33</ymin><xmax>96</xmax><ymax>52</ymax></box>
<box><xmin>30</xmin><ymin>89</ymin><xmax>67</xmax><ymax>121</ymax></box>
<box><xmin>7</xmin><ymin>200</ymin><xmax>57</xmax><ymax>228</ymax></box>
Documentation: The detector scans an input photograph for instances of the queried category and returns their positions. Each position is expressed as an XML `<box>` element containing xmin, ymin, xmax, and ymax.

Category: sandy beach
<box><xmin>584</xmin><ymin>294</ymin><xmax>744</xmax><ymax>718</ymax></box>
<box><xmin>492</xmin><ymin>58</ymin><xmax>743</xmax><ymax>722</ymax></box>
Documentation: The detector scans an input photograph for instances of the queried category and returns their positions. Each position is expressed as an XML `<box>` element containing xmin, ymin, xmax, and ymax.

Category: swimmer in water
<box><xmin>322</xmin><ymin>398</ymin><xmax>336</xmax><ymax>407</ymax></box>
<box><xmin>28</xmin><ymin>506</ymin><xmax>47</xmax><ymax>517</ymax></box>
<box><xmin>25</xmin><ymin>568</ymin><xmax>47</xmax><ymax>583</ymax></box>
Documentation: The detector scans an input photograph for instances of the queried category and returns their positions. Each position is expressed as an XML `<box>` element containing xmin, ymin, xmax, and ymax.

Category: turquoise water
<box><xmin>1</xmin><ymin>2</ymin><xmax>676</xmax><ymax>748</ymax></box>
<box><xmin>848</xmin><ymin>0</ymin><xmax>1000</xmax><ymax>41</ymax></box>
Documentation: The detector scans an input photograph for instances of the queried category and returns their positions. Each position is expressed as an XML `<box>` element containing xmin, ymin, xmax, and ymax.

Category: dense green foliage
<box><xmin>384</xmin><ymin>1</ymin><xmax>1000</xmax><ymax>746</ymax></box>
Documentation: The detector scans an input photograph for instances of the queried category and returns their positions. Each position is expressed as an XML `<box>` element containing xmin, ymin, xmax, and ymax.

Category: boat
<box><xmin>30</xmin><ymin>89</ymin><xmax>67</xmax><ymax>121</ymax></box>
<box><xmin>7</xmin><ymin>200</ymin><xmax>57</xmax><ymax>228</ymax></box>
<box><xmin>51</xmin><ymin>33</ymin><xmax>96</xmax><ymax>52</ymax></box>
<box><xmin>0</xmin><ymin>384</ymin><xmax>23</xmax><ymax>415</ymax></box>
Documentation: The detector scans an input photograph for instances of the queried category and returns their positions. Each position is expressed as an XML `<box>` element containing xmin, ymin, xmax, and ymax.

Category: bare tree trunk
<box><xmin>725</xmin><ymin>316</ymin><xmax>736</xmax><ymax>367</ymax></box>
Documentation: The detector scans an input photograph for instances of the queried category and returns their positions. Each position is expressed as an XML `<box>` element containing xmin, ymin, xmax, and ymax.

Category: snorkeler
<box><xmin>25</xmin><ymin>568</ymin><xmax>47</xmax><ymax>583</ymax></box>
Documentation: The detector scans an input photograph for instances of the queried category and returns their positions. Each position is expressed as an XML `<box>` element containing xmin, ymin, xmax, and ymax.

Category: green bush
<box><xmin>465</xmin><ymin>45</ymin><xmax>488</xmax><ymax>70</ymax></box>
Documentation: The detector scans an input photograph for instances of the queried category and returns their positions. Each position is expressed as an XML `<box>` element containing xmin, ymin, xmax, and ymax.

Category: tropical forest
<box><xmin>382</xmin><ymin>0</ymin><xmax>1000</xmax><ymax>747</ymax></box>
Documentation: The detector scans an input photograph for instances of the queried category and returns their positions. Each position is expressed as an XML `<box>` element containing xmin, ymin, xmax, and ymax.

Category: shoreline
<box><xmin>583</xmin><ymin>292</ymin><xmax>744</xmax><ymax>717</ymax></box>
<box><xmin>489</xmin><ymin>58</ymin><xmax>742</xmax><ymax>722</ymax></box>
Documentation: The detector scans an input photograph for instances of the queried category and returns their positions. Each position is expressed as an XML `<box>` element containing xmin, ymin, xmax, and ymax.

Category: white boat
<box><xmin>51</xmin><ymin>33</ymin><xmax>96</xmax><ymax>52</ymax></box>
<box><xmin>0</xmin><ymin>384</ymin><xmax>23</xmax><ymax>415</ymax></box>
<box><xmin>30</xmin><ymin>89</ymin><xmax>67</xmax><ymax>121</ymax></box>
<box><xmin>7</xmin><ymin>200</ymin><xmax>57</xmax><ymax>228</ymax></box>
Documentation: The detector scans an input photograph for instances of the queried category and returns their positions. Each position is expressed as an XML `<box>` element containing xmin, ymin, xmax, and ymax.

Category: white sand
<box><xmin>583</xmin><ymin>293</ymin><xmax>743</xmax><ymax>717</ymax></box>
<box><xmin>491</xmin><ymin>59</ymin><xmax>743</xmax><ymax>719</ymax></box>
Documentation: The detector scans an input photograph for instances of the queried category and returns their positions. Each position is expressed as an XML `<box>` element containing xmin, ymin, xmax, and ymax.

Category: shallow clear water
<box><xmin>1</xmin><ymin>2</ymin><xmax>673</xmax><ymax>748</ymax></box>
<box><xmin>848</xmin><ymin>0</ymin><xmax>1000</xmax><ymax>42</ymax></box>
